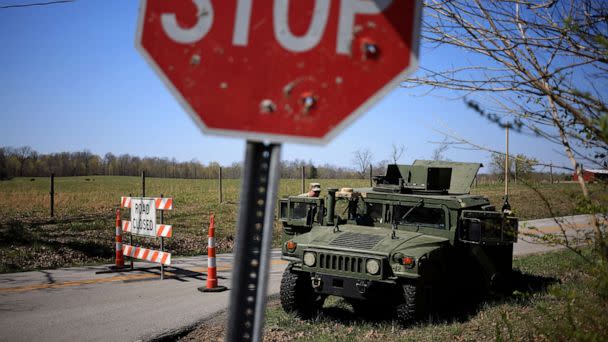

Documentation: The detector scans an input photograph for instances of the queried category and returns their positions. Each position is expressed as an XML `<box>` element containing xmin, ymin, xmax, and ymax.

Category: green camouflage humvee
<box><xmin>278</xmin><ymin>160</ymin><xmax>518</xmax><ymax>322</ymax></box>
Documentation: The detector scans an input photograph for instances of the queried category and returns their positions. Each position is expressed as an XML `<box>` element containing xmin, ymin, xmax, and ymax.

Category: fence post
<box><xmin>301</xmin><ymin>166</ymin><xmax>305</xmax><ymax>194</ymax></box>
<box><xmin>550</xmin><ymin>164</ymin><xmax>553</xmax><ymax>184</ymax></box>
<box><xmin>50</xmin><ymin>173</ymin><xmax>55</xmax><ymax>217</ymax></box>
<box><xmin>142</xmin><ymin>170</ymin><xmax>146</xmax><ymax>197</ymax></box>
<box><xmin>219</xmin><ymin>166</ymin><xmax>223</xmax><ymax>203</ymax></box>
<box><xmin>369</xmin><ymin>164</ymin><xmax>373</xmax><ymax>187</ymax></box>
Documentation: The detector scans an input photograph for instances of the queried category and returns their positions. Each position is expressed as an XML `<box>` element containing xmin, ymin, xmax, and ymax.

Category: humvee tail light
<box><xmin>303</xmin><ymin>252</ymin><xmax>316</xmax><ymax>266</ymax></box>
<box><xmin>365</xmin><ymin>259</ymin><xmax>380</xmax><ymax>275</ymax></box>
<box><xmin>286</xmin><ymin>241</ymin><xmax>297</xmax><ymax>252</ymax></box>
<box><xmin>401</xmin><ymin>257</ymin><xmax>415</xmax><ymax>268</ymax></box>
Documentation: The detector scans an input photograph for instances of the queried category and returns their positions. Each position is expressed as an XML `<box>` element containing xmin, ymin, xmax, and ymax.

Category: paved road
<box><xmin>0</xmin><ymin>214</ymin><xmax>600</xmax><ymax>341</ymax></box>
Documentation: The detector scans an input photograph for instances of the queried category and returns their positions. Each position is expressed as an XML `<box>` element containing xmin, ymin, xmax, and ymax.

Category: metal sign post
<box><xmin>226</xmin><ymin>141</ymin><xmax>281</xmax><ymax>342</ymax></box>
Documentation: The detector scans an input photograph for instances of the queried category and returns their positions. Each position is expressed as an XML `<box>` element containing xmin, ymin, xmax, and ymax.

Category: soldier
<box><xmin>299</xmin><ymin>182</ymin><xmax>321</xmax><ymax>197</ymax></box>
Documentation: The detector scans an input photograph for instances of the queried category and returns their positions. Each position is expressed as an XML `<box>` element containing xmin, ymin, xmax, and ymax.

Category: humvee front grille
<box><xmin>329</xmin><ymin>232</ymin><xmax>383</xmax><ymax>250</ymax></box>
<box><xmin>317</xmin><ymin>253</ymin><xmax>365</xmax><ymax>274</ymax></box>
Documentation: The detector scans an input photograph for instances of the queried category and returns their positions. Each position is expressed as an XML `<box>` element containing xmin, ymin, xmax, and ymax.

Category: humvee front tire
<box><xmin>395</xmin><ymin>284</ymin><xmax>419</xmax><ymax>324</ymax></box>
<box><xmin>280</xmin><ymin>265</ymin><xmax>324</xmax><ymax>319</ymax></box>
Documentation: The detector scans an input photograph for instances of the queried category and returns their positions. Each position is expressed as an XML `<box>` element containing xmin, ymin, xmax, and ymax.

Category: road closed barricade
<box><xmin>120</xmin><ymin>196</ymin><xmax>174</xmax><ymax>279</ymax></box>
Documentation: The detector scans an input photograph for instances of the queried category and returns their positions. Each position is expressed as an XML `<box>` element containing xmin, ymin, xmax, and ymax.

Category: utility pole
<box><xmin>505</xmin><ymin>126</ymin><xmax>509</xmax><ymax>196</ymax></box>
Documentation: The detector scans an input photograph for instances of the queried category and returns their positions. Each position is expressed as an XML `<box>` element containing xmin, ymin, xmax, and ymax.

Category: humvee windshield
<box><xmin>394</xmin><ymin>205</ymin><xmax>446</xmax><ymax>229</ymax></box>
<box><xmin>291</xmin><ymin>201</ymin><xmax>312</xmax><ymax>220</ymax></box>
<box><xmin>333</xmin><ymin>197</ymin><xmax>446</xmax><ymax>229</ymax></box>
<box><xmin>365</xmin><ymin>202</ymin><xmax>384</xmax><ymax>224</ymax></box>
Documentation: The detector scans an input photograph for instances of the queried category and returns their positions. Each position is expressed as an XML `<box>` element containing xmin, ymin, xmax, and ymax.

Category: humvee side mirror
<box><xmin>460</xmin><ymin>218</ymin><xmax>482</xmax><ymax>242</ymax></box>
<box><xmin>469</xmin><ymin>219</ymin><xmax>482</xmax><ymax>242</ymax></box>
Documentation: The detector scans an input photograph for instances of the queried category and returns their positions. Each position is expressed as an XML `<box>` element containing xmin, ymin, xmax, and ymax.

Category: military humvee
<box><xmin>278</xmin><ymin>160</ymin><xmax>518</xmax><ymax>322</ymax></box>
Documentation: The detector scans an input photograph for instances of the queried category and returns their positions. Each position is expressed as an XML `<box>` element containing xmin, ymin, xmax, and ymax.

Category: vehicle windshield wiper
<box><xmin>391</xmin><ymin>199</ymin><xmax>424</xmax><ymax>239</ymax></box>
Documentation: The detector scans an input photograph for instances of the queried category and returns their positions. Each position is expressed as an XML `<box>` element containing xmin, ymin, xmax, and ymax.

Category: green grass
<box><xmin>0</xmin><ymin>176</ymin><xmax>369</xmax><ymax>272</ymax></box>
<box><xmin>0</xmin><ymin>176</ymin><xmax>606</xmax><ymax>272</ymax></box>
<box><xmin>257</xmin><ymin>248</ymin><xmax>608</xmax><ymax>341</ymax></box>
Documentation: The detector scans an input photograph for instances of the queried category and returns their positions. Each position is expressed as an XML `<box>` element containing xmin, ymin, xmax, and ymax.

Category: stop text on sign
<box><xmin>130</xmin><ymin>198</ymin><xmax>157</xmax><ymax>237</ymax></box>
<box><xmin>161</xmin><ymin>0</ymin><xmax>392</xmax><ymax>54</ymax></box>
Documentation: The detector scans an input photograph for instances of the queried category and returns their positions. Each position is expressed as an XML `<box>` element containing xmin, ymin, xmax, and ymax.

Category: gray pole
<box><xmin>226</xmin><ymin>141</ymin><xmax>281</xmax><ymax>342</ymax></box>
<box><xmin>301</xmin><ymin>165</ymin><xmax>305</xmax><ymax>194</ymax></box>
<box><xmin>369</xmin><ymin>164</ymin><xmax>373</xmax><ymax>187</ymax></box>
<box><xmin>550</xmin><ymin>164</ymin><xmax>553</xmax><ymax>184</ymax></box>
<box><xmin>50</xmin><ymin>173</ymin><xmax>55</xmax><ymax>217</ymax></box>
<box><xmin>219</xmin><ymin>167</ymin><xmax>223</xmax><ymax>203</ymax></box>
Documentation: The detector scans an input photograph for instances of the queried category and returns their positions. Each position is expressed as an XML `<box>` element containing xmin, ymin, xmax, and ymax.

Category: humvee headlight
<box><xmin>303</xmin><ymin>252</ymin><xmax>316</xmax><ymax>267</ymax></box>
<box><xmin>365</xmin><ymin>259</ymin><xmax>380</xmax><ymax>275</ymax></box>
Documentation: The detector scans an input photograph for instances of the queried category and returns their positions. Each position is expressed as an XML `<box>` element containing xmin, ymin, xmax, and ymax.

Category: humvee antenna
<box><xmin>502</xmin><ymin>127</ymin><xmax>512</xmax><ymax>213</ymax></box>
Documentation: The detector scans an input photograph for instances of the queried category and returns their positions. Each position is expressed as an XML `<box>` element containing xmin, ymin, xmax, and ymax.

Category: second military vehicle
<box><xmin>278</xmin><ymin>160</ymin><xmax>518</xmax><ymax>322</ymax></box>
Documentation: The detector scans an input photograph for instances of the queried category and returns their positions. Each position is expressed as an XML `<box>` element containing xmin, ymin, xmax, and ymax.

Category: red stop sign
<box><xmin>136</xmin><ymin>0</ymin><xmax>421</xmax><ymax>144</ymax></box>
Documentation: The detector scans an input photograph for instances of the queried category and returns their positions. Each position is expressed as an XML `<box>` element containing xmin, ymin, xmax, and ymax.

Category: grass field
<box><xmin>0</xmin><ymin>176</ymin><xmax>606</xmax><ymax>272</ymax></box>
<box><xmin>182</xmin><ymin>248</ymin><xmax>608</xmax><ymax>341</ymax></box>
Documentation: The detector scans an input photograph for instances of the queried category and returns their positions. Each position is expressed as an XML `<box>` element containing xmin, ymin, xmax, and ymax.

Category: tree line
<box><xmin>0</xmin><ymin>146</ymin><xmax>365</xmax><ymax>180</ymax></box>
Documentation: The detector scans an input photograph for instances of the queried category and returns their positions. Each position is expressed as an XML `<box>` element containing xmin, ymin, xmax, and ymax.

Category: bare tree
<box><xmin>405</xmin><ymin>0</ymin><xmax>607</xmax><ymax>258</ymax></box>
<box><xmin>431</xmin><ymin>137</ymin><xmax>450</xmax><ymax>161</ymax></box>
<box><xmin>352</xmin><ymin>148</ymin><xmax>374</xmax><ymax>179</ymax></box>
<box><xmin>490</xmin><ymin>152</ymin><xmax>538</xmax><ymax>179</ymax></box>
<box><xmin>390</xmin><ymin>144</ymin><xmax>405</xmax><ymax>164</ymax></box>
<box><xmin>13</xmin><ymin>146</ymin><xmax>33</xmax><ymax>176</ymax></box>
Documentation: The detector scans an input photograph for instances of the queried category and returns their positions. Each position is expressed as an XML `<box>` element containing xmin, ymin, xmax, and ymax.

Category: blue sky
<box><xmin>0</xmin><ymin>0</ymin><xmax>571</xmax><ymax>173</ymax></box>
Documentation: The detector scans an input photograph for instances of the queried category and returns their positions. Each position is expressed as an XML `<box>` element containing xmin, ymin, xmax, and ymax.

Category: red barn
<box><xmin>573</xmin><ymin>169</ymin><xmax>608</xmax><ymax>182</ymax></box>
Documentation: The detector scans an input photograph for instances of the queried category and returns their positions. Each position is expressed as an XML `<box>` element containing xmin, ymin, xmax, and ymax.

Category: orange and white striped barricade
<box><xmin>119</xmin><ymin>195</ymin><xmax>174</xmax><ymax>279</ymax></box>
<box><xmin>198</xmin><ymin>214</ymin><xmax>227</xmax><ymax>292</ymax></box>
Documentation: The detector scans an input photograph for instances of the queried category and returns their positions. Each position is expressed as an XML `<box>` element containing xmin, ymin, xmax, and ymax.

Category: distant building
<box><xmin>573</xmin><ymin>168</ymin><xmax>608</xmax><ymax>182</ymax></box>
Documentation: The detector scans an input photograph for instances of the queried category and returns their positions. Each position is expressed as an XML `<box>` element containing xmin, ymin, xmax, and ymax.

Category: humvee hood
<box><xmin>301</xmin><ymin>225</ymin><xmax>448</xmax><ymax>256</ymax></box>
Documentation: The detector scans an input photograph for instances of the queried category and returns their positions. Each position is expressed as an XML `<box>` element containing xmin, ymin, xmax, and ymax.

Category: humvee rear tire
<box><xmin>280</xmin><ymin>266</ymin><xmax>323</xmax><ymax>319</ymax></box>
<box><xmin>395</xmin><ymin>284</ymin><xmax>419</xmax><ymax>324</ymax></box>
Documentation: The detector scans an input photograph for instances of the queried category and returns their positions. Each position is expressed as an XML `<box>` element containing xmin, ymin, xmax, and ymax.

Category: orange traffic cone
<box><xmin>199</xmin><ymin>214</ymin><xmax>227</xmax><ymax>292</ymax></box>
<box><xmin>114</xmin><ymin>208</ymin><xmax>124</xmax><ymax>268</ymax></box>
